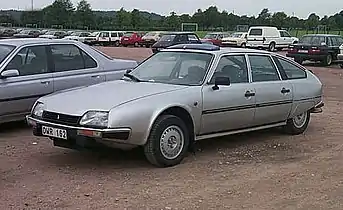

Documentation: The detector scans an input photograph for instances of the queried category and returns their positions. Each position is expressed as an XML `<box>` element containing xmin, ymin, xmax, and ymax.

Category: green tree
<box><xmin>42</xmin><ymin>0</ymin><xmax>74</xmax><ymax>28</ymax></box>
<box><xmin>131</xmin><ymin>9</ymin><xmax>141</xmax><ymax>28</ymax></box>
<box><xmin>75</xmin><ymin>0</ymin><xmax>94</xmax><ymax>29</ymax></box>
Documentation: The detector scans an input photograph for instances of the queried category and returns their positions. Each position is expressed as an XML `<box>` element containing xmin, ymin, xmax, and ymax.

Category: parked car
<box><xmin>0</xmin><ymin>38</ymin><xmax>137</xmax><ymax>124</ymax></box>
<box><xmin>201</xmin><ymin>32</ymin><xmax>231</xmax><ymax>46</ymax></box>
<box><xmin>338</xmin><ymin>44</ymin><xmax>343</xmax><ymax>68</ymax></box>
<box><xmin>0</xmin><ymin>28</ymin><xmax>17</xmax><ymax>38</ymax></box>
<box><xmin>286</xmin><ymin>34</ymin><xmax>343</xmax><ymax>66</ymax></box>
<box><xmin>151</xmin><ymin>32</ymin><xmax>202</xmax><ymax>53</ymax></box>
<box><xmin>26</xmin><ymin>43</ymin><xmax>323</xmax><ymax>167</ymax></box>
<box><xmin>95</xmin><ymin>31</ymin><xmax>125</xmax><ymax>46</ymax></box>
<box><xmin>120</xmin><ymin>32</ymin><xmax>145</xmax><ymax>47</ymax></box>
<box><xmin>13</xmin><ymin>29</ymin><xmax>41</xmax><ymax>38</ymax></box>
<box><xmin>62</xmin><ymin>31</ymin><xmax>91</xmax><ymax>42</ymax></box>
<box><xmin>221</xmin><ymin>32</ymin><xmax>248</xmax><ymax>47</ymax></box>
<box><xmin>139</xmin><ymin>31</ymin><xmax>166</xmax><ymax>48</ymax></box>
<box><xmin>246</xmin><ymin>26</ymin><xmax>298</xmax><ymax>51</ymax></box>
<box><xmin>83</xmin><ymin>31</ymin><xmax>100</xmax><ymax>45</ymax></box>
<box><xmin>39</xmin><ymin>30</ymin><xmax>67</xmax><ymax>39</ymax></box>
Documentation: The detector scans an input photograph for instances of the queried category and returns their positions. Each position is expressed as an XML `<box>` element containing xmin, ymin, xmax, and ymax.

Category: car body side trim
<box><xmin>0</xmin><ymin>94</ymin><xmax>49</xmax><ymax>103</ymax></box>
<box><xmin>196</xmin><ymin>121</ymin><xmax>286</xmax><ymax>141</ymax></box>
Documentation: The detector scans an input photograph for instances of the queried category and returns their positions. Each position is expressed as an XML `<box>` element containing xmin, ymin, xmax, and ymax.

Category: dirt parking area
<box><xmin>1</xmin><ymin>47</ymin><xmax>343</xmax><ymax>210</ymax></box>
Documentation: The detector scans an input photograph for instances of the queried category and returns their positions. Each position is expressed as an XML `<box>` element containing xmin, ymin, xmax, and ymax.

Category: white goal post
<box><xmin>181</xmin><ymin>23</ymin><xmax>198</xmax><ymax>32</ymax></box>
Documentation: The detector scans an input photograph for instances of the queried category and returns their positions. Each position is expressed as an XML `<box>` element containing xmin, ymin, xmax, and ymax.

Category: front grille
<box><xmin>42</xmin><ymin>111</ymin><xmax>81</xmax><ymax>126</ymax></box>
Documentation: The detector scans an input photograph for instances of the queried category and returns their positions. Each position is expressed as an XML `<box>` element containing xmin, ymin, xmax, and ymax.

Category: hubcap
<box><xmin>327</xmin><ymin>55</ymin><xmax>332</xmax><ymax>65</ymax></box>
<box><xmin>293</xmin><ymin>112</ymin><xmax>308</xmax><ymax>128</ymax></box>
<box><xmin>159</xmin><ymin>125</ymin><xmax>184</xmax><ymax>160</ymax></box>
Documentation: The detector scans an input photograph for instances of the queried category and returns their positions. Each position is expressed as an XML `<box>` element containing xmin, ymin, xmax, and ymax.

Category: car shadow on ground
<box><xmin>40</xmin><ymin>127</ymin><xmax>313</xmax><ymax>169</ymax></box>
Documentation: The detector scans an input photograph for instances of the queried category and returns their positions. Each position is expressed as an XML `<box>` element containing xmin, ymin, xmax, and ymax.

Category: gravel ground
<box><xmin>1</xmin><ymin>47</ymin><xmax>343</xmax><ymax>210</ymax></box>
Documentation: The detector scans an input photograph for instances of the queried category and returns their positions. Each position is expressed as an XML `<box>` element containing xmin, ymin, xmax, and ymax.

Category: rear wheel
<box><xmin>241</xmin><ymin>43</ymin><xmax>246</xmax><ymax>48</ymax></box>
<box><xmin>294</xmin><ymin>58</ymin><xmax>303</xmax><ymax>65</ymax></box>
<box><xmin>268</xmin><ymin>42</ymin><xmax>276</xmax><ymax>51</ymax></box>
<box><xmin>321</xmin><ymin>54</ymin><xmax>332</xmax><ymax>66</ymax></box>
<box><xmin>283</xmin><ymin>111</ymin><xmax>310</xmax><ymax>135</ymax></box>
<box><xmin>144</xmin><ymin>115</ymin><xmax>189</xmax><ymax>167</ymax></box>
<box><xmin>134</xmin><ymin>42</ymin><xmax>139</xmax><ymax>47</ymax></box>
<box><xmin>114</xmin><ymin>41</ymin><xmax>120</xmax><ymax>47</ymax></box>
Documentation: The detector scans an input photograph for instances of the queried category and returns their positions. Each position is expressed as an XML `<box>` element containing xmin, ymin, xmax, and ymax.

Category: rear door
<box><xmin>98</xmin><ymin>32</ymin><xmax>110</xmax><ymax>43</ymax></box>
<box><xmin>247</xmin><ymin>28</ymin><xmax>264</xmax><ymax>47</ymax></box>
<box><xmin>0</xmin><ymin>45</ymin><xmax>53</xmax><ymax>121</ymax></box>
<box><xmin>50</xmin><ymin>44</ymin><xmax>106</xmax><ymax>92</ymax></box>
<box><xmin>247</xmin><ymin>54</ymin><xmax>293</xmax><ymax>126</ymax></box>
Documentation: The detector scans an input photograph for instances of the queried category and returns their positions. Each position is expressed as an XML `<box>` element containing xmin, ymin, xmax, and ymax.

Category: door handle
<box><xmin>40</xmin><ymin>81</ymin><xmax>50</xmax><ymax>84</ymax></box>
<box><xmin>245</xmin><ymin>91</ymin><xmax>255</xmax><ymax>97</ymax></box>
<box><xmin>91</xmin><ymin>75</ymin><xmax>100</xmax><ymax>79</ymax></box>
<box><xmin>281</xmin><ymin>88</ymin><xmax>290</xmax><ymax>93</ymax></box>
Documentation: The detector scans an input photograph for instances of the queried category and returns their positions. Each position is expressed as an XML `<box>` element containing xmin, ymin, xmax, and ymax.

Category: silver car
<box><xmin>27</xmin><ymin>44</ymin><xmax>324</xmax><ymax>167</ymax></box>
<box><xmin>0</xmin><ymin>38</ymin><xmax>137</xmax><ymax>123</ymax></box>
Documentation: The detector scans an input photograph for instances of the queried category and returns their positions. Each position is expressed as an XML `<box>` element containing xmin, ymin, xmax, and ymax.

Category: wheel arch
<box><xmin>146</xmin><ymin>105</ymin><xmax>196</xmax><ymax>146</ymax></box>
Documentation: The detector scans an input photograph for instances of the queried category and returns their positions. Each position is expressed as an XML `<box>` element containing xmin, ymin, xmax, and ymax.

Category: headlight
<box><xmin>32</xmin><ymin>102</ymin><xmax>44</xmax><ymax>118</ymax></box>
<box><xmin>79</xmin><ymin>111</ymin><xmax>109</xmax><ymax>128</ymax></box>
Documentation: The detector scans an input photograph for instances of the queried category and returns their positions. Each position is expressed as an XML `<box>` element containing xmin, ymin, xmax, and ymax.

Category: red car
<box><xmin>121</xmin><ymin>32</ymin><xmax>145</xmax><ymax>47</ymax></box>
<box><xmin>201</xmin><ymin>32</ymin><xmax>231</xmax><ymax>46</ymax></box>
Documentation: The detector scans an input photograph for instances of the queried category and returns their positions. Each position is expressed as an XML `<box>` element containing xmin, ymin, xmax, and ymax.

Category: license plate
<box><xmin>298</xmin><ymin>50</ymin><xmax>308</xmax><ymax>53</ymax></box>
<box><xmin>124</xmin><ymin>38</ymin><xmax>129</xmax><ymax>40</ymax></box>
<box><xmin>42</xmin><ymin>126</ymin><xmax>67</xmax><ymax>140</ymax></box>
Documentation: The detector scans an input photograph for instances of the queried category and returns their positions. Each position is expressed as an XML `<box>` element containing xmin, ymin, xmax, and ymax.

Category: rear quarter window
<box><xmin>249</xmin><ymin>29</ymin><xmax>262</xmax><ymax>36</ymax></box>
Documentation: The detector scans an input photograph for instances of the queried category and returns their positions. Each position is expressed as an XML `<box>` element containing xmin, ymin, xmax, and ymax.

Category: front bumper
<box><xmin>26</xmin><ymin>115</ymin><xmax>132</xmax><ymax>148</ymax></box>
<box><xmin>337</xmin><ymin>54</ymin><xmax>343</xmax><ymax>61</ymax></box>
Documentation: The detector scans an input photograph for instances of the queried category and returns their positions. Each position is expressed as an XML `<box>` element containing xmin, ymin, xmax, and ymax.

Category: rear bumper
<box><xmin>310</xmin><ymin>101</ymin><xmax>324</xmax><ymax>113</ymax></box>
<box><xmin>286</xmin><ymin>53</ymin><xmax>327</xmax><ymax>60</ymax></box>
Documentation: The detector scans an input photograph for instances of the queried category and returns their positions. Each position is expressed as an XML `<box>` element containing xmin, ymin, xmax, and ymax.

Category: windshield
<box><xmin>145</xmin><ymin>32</ymin><xmax>157</xmax><ymax>36</ymax></box>
<box><xmin>0</xmin><ymin>45</ymin><xmax>16</xmax><ymax>64</ymax></box>
<box><xmin>300</xmin><ymin>36</ymin><xmax>326</xmax><ymax>45</ymax></box>
<box><xmin>128</xmin><ymin>51</ymin><xmax>213</xmax><ymax>85</ymax></box>
<box><xmin>124</xmin><ymin>32</ymin><xmax>133</xmax><ymax>37</ymax></box>
<box><xmin>159</xmin><ymin>34</ymin><xmax>176</xmax><ymax>42</ymax></box>
<box><xmin>231</xmin><ymin>33</ymin><xmax>243</xmax><ymax>38</ymax></box>
<box><xmin>70</xmin><ymin>32</ymin><xmax>82</xmax><ymax>36</ymax></box>
<box><xmin>204</xmin><ymin>34</ymin><xmax>217</xmax><ymax>39</ymax></box>
<box><xmin>90</xmin><ymin>32</ymin><xmax>99</xmax><ymax>37</ymax></box>
<box><xmin>20</xmin><ymin>30</ymin><xmax>30</xmax><ymax>34</ymax></box>
<box><xmin>45</xmin><ymin>31</ymin><xmax>56</xmax><ymax>35</ymax></box>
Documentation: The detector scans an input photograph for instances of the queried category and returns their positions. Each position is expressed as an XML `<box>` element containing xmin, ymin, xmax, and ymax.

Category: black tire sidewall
<box><xmin>144</xmin><ymin>115</ymin><xmax>190</xmax><ymax>167</ymax></box>
<box><xmin>269</xmin><ymin>42</ymin><xmax>275</xmax><ymax>51</ymax></box>
<box><xmin>285</xmin><ymin>111</ymin><xmax>310</xmax><ymax>135</ymax></box>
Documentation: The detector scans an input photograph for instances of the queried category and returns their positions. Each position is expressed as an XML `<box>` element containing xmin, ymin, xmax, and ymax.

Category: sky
<box><xmin>2</xmin><ymin>0</ymin><xmax>342</xmax><ymax>19</ymax></box>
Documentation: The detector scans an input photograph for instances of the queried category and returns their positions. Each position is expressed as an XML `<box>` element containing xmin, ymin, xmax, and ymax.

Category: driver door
<box><xmin>0</xmin><ymin>45</ymin><xmax>53</xmax><ymax>122</ymax></box>
<box><xmin>201</xmin><ymin>54</ymin><xmax>256</xmax><ymax>134</ymax></box>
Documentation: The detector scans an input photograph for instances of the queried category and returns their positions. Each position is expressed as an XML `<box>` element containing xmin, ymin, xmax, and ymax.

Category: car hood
<box><xmin>40</xmin><ymin>80</ymin><xmax>188</xmax><ymax>116</ymax></box>
<box><xmin>40</xmin><ymin>35</ymin><xmax>56</xmax><ymax>38</ymax></box>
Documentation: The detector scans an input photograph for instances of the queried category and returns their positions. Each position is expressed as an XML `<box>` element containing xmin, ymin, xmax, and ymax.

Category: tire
<box><xmin>321</xmin><ymin>54</ymin><xmax>332</xmax><ymax>66</ymax></box>
<box><xmin>294</xmin><ymin>58</ymin><xmax>303</xmax><ymax>65</ymax></box>
<box><xmin>340</xmin><ymin>64</ymin><xmax>343</xmax><ymax>69</ymax></box>
<box><xmin>134</xmin><ymin>42</ymin><xmax>139</xmax><ymax>47</ymax></box>
<box><xmin>114</xmin><ymin>41</ymin><xmax>120</xmax><ymax>47</ymax></box>
<box><xmin>283</xmin><ymin>111</ymin><xmax>310</xmax><ymax>135</ymax></box>
<box><xmin>144</xmin><ymin>115</ymin><xmax>190</xmax><ymax>167</ymax></box>
<box><xmin>241</xmin><ymin>43</ymin><xmax>246</xmax><ymax>48</ymax></box>
<box><xmin>268</xmin><ymin>42</ymin><xmax>276</xmax><ymax>51</ymax></box>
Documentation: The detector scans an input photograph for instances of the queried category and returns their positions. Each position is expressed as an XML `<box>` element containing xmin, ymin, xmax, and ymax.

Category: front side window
<box><xmin>210</xmin><ymin>55</ymin><xmax>248</xmax><ymax>84</ymax></box>
<box><xmin>5</xmin><ymin>45</ymin><xmax>48</xmax><ymax>76</ymax></box>
<box><xmin>51</xmin><ymin>44</ymin><xmax>97</xmax><ymax>72</ymax></box>
<box><xmin>128</xmin><ymin>51</ymin><xmax>213</xmax><ymax>85</ymax></box>
<box><xmin>249</xmin><ymin>55</ymin><xmax>280</xmax><ymax>82</ymax></box>
<box><xmin>188</xmin><ymin>34</ymin><xmax>199</xmax><ymax>41</ymax></box>
<box><xmin>100</xmin><ymin>32</ymin><xmax>109</xmax><ymax>37</ymax></box>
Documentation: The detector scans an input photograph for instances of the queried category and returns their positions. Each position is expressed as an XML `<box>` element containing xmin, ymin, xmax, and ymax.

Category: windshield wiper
<box><xmin>123</xmin><ymin>73</ymin><xmax>141</xmax><ymax>82</ymax></box>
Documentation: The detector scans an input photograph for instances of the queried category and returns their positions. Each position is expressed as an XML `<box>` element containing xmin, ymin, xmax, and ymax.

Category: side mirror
<box><xmin>126</xmin><ymin>69</ymin><xmax>132</xmax><ymax>74</ymax></box>
<box><xmin>0</xmin><ymin>69</ymin><xmax>20</xmax><ymax>78</ymax></box>
<box><xmin>212</xmin><ymin>76</ymin><xmax>230</xmax><ymax>90</ymax></box>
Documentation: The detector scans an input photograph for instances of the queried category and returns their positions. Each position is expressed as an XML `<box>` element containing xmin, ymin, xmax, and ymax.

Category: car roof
<box><xmin>162</xmin><ymin>44</ymin><xmax>276</xmax><ymax>55</ymax></box>
<box><xmin>163</xmin><ymin>31</ymin><xmax>197</xmax><ymax>35</ymax></box>
<box><xmin>0</xmin><ymin>38</ymin><xmax>79</xmax><ymax>47</ymax></box>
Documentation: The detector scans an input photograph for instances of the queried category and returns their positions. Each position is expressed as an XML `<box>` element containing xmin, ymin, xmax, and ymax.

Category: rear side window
<box><xmin>249</xmin><ymin>55</ymin><xmax>280</xmax><ymax>82</ymax></box>
<box><xmin>273</xmin><ymin>56</ymin><xmax>306</xmax><ymax>79</ymax></box>
<box><xmin>249</xmin><ymin>29</ymin><xmax>262</xmax><ymax>36</ymax></box>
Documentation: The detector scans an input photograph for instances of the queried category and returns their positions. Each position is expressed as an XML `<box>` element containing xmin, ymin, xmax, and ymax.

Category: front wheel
<box><xmin>322</xmin><ymin>54</ymin><xmax>332</xmax><ymax>66</ymax></box>
<box><xmin>144</xmin><ymin>115</ymin><xmax>190</xmax><ymax>167</ymax></box>
<box><xmin>269</xmin><ymin>42</ymin><xmax>276</xmax><ymax>51</ymax></box>
<box><xmin>283</xmin><ymin>111</ymin><xmax>310</xmax><ymax>135</ymax></box>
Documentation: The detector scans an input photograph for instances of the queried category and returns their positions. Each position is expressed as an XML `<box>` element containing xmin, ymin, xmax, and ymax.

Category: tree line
<box><xmin>0</xmin><ymin>0</ymin><xmax>343</xmax><ymax>31</ymax></box>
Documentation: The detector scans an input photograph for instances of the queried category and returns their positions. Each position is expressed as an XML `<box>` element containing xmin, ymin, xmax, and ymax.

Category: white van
<box><xmin>246</xmin><ymin>26</ymin><xmax>298</xmax><ymax>51</ymax></box>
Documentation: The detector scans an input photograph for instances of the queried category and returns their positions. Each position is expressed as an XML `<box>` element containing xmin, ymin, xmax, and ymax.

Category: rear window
<box><xmin>124</xmin><ymin>32</ymin><xmax>133</xmax><ymax>37</ymax></box>
<box><xmin>160</xmin><ymin>35</ymin><xmax>176</xmax><ymax>42</ymax></box>
<box><xmin>0</xmin><ymin>44</ymin><xmax>15</xmax><ymax>63</ymax></box>
<box><xmin>249</xmin><ymin>29</ymin><xmax>262</xmax><ymax>36</ymax></box>
<box><xmin>300</xmin><ymin>36</ymin><xmax>326</xmax><ymax>45</ymax></box>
